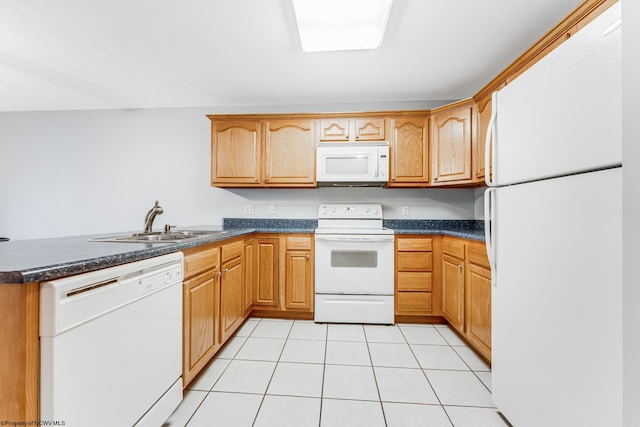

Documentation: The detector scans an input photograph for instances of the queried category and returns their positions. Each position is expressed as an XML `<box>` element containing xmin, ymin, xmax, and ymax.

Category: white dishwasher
<box><xmin>40</xmin><ymin>252</ymin><xmax>184</xmax><ymax>427</ymax></box>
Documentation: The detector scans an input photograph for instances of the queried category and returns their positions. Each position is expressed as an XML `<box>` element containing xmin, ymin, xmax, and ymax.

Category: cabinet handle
<box><xmin>306</xmin><ymin>254</ymin><xmax>310</xmax><ymax>260</ymax></box>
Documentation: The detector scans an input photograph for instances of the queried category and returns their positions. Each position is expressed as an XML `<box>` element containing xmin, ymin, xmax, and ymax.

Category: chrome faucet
<box><xmin>143</xmin><ymin>200</ymin><xmax>164</xmax><ymax>233</ymax></box>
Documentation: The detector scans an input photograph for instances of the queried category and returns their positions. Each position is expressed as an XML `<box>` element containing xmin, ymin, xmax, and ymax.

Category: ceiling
<box><xmin>0</xmin><ymin>0</ymin><xmax>584</xmax><ymax>112</ymax></box>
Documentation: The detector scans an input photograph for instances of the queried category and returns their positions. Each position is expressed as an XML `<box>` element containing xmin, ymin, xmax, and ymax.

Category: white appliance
<box><xmin>40</xmin><ymin>252</ymin><xmax>184</xmax><ymax>427</ymax></box>
<box><xmin>484</xmin><ymin>4</ymin><xmax>622</xmax><ymax>426</ymax></box>
<box><xmin>316</xmin><ymin>143</ymin><xmax>389</xmax><ymax>186</ymax></box>
<box><xmin>315</xmin><ymin>204</ymin><xmax>394</xmax><ymax>324</ymax></box>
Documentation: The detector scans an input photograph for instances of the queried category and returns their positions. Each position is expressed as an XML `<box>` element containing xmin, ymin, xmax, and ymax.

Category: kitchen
<box><xmin>1</xmin><ymin>0</ymin><xmax>638</xmax><ymax>426</ymax></box>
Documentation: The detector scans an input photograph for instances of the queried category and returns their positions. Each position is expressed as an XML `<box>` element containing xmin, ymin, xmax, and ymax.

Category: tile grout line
<box><xmin>364</xmin><ymin>324</ymin><xmax>395</xmax><ymax>427</ymax></box>
<box><xmin>318</xmin><ymin>321</ymin><xmax>330</xmax><ymax>427</ymax></box>
<box><xmin>250</xmin><ymin>318</ymin><xmax>294</xmax><ymax>427</ymax></box>
<box><xmin>183</xmin><ymin>317</ymin><xmax>264</xmax><ymax>427</ymax></box>
<box><xmin>399</xmin><ymin>323</ymin><xmax>457</xmax><ymax>427</ymax></box>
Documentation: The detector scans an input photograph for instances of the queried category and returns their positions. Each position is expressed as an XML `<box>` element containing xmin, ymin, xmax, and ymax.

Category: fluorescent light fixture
<box><xmin>292</xmin><ymin>0</ymin><xmax>394</xmax><ymax>52</ymax></box>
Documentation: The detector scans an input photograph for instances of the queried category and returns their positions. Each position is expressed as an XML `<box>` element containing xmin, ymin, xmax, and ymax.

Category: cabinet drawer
<box><xmin>443</xmin><ymin>237</ymin><xmax>465</xmax><ymax>259</ymax></box>
<box><xmin>286</xmin><ymin>235</ymin><xmax>312</xmax><ymax>250</ymax></box>
<box><xmin>397</xmin><ymin>237</ymin><xmax>432</xmax><ymax>252</ymax></box>
<box><xmin>397</xmin><ymin>272</ymin><xmax>432</xmax><ymax>291</ymax></box>
<box><xmin>397</xmin><ymin>292</ymin><xmax>433</xmax><ymax>315</ymax></box>
<box><xmin>221</xmin><ymin>240</ymin><xmax>244</xmax><ymax>263</ymax></box>
<box><xmin>467</xmin><ymin>241</ymin><xmax>490</xmax><ymax>269</ymax></box>
<box><xmin>183</xmin><ymin>246</ymin><xmax>219</xmax><ymax>279</ymax></box>
<box><xmin>397</xmin><ymin>252</ymin><xmax>432</xmax><ymax>271</ymax></box>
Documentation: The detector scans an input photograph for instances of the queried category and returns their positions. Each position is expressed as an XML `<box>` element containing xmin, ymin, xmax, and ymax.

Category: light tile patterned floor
<box><xmin>163</xmin><ymin>319</ymin><xmax>509</xmax><ymax>427</ymax></box>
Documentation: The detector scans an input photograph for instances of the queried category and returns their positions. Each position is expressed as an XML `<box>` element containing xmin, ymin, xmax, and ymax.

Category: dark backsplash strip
<box><xmin>223</xmin><ymin>218</ymin><xmax>318</xmax><ymax>230</ymax></box>
<box><xmin>384</xmin><ymin>219</ymin><xmax>484</xmax><ymax>231</ymax></box>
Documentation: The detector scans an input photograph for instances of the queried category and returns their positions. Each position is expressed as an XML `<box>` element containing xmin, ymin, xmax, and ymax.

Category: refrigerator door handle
<box><xmin>485</xmin><ymin>91</ymin><xmax>498</xmax><ymax>187</ymax></box>
<box><xmin>484</xmin><ymin>187</ymin><xmax>497</xmax><ymax>283</ymax></box>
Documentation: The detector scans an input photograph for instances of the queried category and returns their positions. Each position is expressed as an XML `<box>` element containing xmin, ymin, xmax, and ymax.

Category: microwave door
<box><xmin>317</xmin><ymin>151</ymin><xmax>377</xmax><ymax>182</ymax></box>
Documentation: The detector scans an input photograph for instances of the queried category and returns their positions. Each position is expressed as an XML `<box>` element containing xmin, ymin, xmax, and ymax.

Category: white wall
<box><xmin>0</xmin><ymin>101</ymin><xmax>475</xmax><ymax>240</ymax></box>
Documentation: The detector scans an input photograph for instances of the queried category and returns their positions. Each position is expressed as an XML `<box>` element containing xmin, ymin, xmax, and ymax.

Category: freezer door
<box><xmin>491</xmin><ymin>168</ymin><xmax>622</xmax><ymax>426</ymax></box>
<box><xmin>491</xmin><ymin>3</ymin><xmax>621</xmax><ymax>186</ymax></box>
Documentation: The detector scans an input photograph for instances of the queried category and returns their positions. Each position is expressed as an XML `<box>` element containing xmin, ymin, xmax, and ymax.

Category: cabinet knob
<box><xmin>224</xmin><ymin>268</ymin><xmax>229</xmax><ymax>273</ymax></box>
<box><xmin>306</xmin><ymin>254</ymin><xmax>310</xmax><ymax>260</ymax></box>
<box><xmin>457</xmin><ymin>264</ymin><xmax>462</xmax><ymax>271</ymax></box>
<box><xmin>216</xmin><ymin>271</ymin><xmax>222</xmax><ymax>277</ymax></box>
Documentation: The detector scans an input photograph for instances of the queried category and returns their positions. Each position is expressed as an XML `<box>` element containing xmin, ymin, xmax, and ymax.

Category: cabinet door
<box><xmin>353</xmin><ymin>118</ymin><xmax>386</xmax><ymax>141</ymax></box>
<box><xmin>183</xmin><ymin>269</ymin><xmax>219</xmax><ymax>386</ymax></box>
<box><xmin>254</xmin><ymin>239</ymin><xmax>279</xmax><ymax>306</ymax></box>
<box><xmin>474</xmin><ymin>95</ymin><xmax>492</xmax><ymax>182</ymax></box>
<box><xmin>211</xmin><ymin>120</ymin><xmax>260</xmax><ymax>185</ymax></box>
<box><xmin>220</xmin><ymin>256</ymin><xmax>244</xmax><ymax>342</ymax></box>
<box><xmin>319</xmin><ymin>119</ymin><xmax>350</xmax><ymax>141</ymax></box>
<box><xmin>431</xmin><ymin>105</ymin><xmax>473</xmax><ymax>184</ymax></box>
<box><xmin>243</xmin><ymin>240</ymin><xmax>257</xmax><ymax>314</ymax></box>
<box><xmin>284</xmin><ymin>250</ymin><xmax>313</xmax><ymax>311</ymax></box>
<box><xmin>467</xmin><ymin>263</ymin><xmax>492</xmax><ymax>360</ymax></box>
<box><xmin>442</xmin><ymin>254</ymin><xmax>465</xmax><ymax>331</ymax></box>
<box><xmin>264</xmin><ymin>120</ymin><xmax>316</xmax><ymax>186</ymax></box>
<box><xmin>389</xmin><ymin>117</ymin><xmax>429</xmax><ymax>186</ymax></box>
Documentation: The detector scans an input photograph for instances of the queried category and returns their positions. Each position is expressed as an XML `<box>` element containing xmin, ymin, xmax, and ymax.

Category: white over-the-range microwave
<box><xmin>316</xmin><ymin>143</ymin><xmax>389</xmax><ymax>186</ymax></box>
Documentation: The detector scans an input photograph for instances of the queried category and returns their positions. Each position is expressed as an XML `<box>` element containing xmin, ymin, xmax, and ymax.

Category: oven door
<box><xmin>314</xmin><ymin>233</ymin><xmax>394</xmax><ymax>295</ymax></box>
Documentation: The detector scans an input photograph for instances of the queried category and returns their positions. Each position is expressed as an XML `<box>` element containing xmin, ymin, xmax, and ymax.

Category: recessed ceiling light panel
<box><xmin>292</xmin><ymin>0</ymin><xmax>394</xmax><ymax>52</ymax></box>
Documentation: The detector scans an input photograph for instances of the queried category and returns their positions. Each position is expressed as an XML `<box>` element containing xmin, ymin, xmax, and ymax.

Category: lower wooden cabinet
<box><xmin>284</xmin><ymin>235</ymin><xmax>314</xmax><ymax>311</ymax></box>
<box><xmin>220</xmin><ymin>241</ymin><xmax>245</xmax><ymax>343</ymax></box>
<box><xmin>243</xmin><ymin>239</ymin><xmax>257</xmax><ymax>314</ymax></box>
<box><xmin>183</xmin><ymin>269</ymin><xmax>220</xmax><ymax>386</ymax></box>
<box><xmin>441</xmin><ymin>237</ymin><xmax>466</xmax><ymax>331</ymax></box>
<box><xmin>182</xmin><ymin>243</ymin><xmax>221</xmax><ymax>387</ymax></box>
<box><xmin>465</xmin><ymin>240</ymin><xmax>492</xmax><ymax>361</ymax></box>
<box><xmin>253</xmin><ymin>238</ymin><xmax>279</xmax><ymax>307</ymax></box>
<box><xmin>395</xmin><ymin>235</ymin><xmax>440</xmax><ymax>316</ymax></box>
<box><xmin>442</xmin><ymin>236</ymin><xmax>492</xmax><ymax>362</ymax></box>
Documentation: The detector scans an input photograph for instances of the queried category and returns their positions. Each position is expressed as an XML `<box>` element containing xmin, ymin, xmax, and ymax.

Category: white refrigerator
<box><xmin>484</xmin><ymin>3</ymin><xmax>622</xmax><ymax>426</ymax></box>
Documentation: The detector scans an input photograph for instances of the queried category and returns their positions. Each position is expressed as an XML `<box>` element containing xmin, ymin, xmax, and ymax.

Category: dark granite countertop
<box><xmin>385</xmin><ymin>219</ymin><xmax>485</xmax><ymax>241</ymax></box>
<box><xmin>0</xmin><ymin>219</ymin><xmax>483</xmax><ymax>284</ymax></box>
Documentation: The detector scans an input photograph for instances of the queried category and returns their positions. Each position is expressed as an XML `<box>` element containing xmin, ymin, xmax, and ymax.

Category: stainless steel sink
<box><xmin>89</xmin><ymin>230</ymin><xmax>230</xmax><ymax>243</ymax></box>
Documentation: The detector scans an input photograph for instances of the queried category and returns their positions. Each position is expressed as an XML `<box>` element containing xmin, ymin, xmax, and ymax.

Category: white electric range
<box><xmin>314</xmin><ymin>204</ymin><xmax>394</xmax><ymax>324</ymax></box>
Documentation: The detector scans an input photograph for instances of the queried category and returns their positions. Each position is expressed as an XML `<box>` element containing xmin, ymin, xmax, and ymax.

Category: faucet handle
<box><xmin>164</xmin><ymin>224</ymin><xmax>177</xmax><ymax>233</ymax></box>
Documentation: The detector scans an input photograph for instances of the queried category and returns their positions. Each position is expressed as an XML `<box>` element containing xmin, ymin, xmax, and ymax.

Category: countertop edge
<box><xmin>1</xmin><ymin>224</ymin><xmax>484</xmax><ymax>284</ymax></box>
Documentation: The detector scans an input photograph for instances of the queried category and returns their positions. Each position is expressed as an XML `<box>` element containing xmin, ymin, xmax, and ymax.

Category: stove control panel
<box><xmin>318</xmin><ymin>204</ymin><xmax>383</xmax><ymax>219</ymax></box>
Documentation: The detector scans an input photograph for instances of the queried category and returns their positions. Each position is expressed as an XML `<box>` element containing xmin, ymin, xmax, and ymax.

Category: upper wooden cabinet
<box><xmin>430</xmin><ymin>101</ymin><xmax>474</xmax><ymax>185</ymax></box>
<box><xmin>388</xmin><ymin>117</ymin><xmax>429</xmax><ymax>186</ymax></box>
<box><xmin>264</xmin><ymin>120</ymin><xmax>316</xmax><ymax>186</ymax></box>
<box><xmin>209</xmin><ymin>118</ymin><xmax>315</xmax><ymax>188</ymax></box>
<box><xmin>474</xmin><ymin>93</ymin><xmax>495</xmax><ymax>183</ymax></box>
<box><xmin>319</xmin><ymin>118</ymin><xmax>386</xmax><ymax>142</ymax></box>
<box><xmin>211</xmin><ymin>120</ymin><xmax>261</xmax><ymax>186</ymax></box>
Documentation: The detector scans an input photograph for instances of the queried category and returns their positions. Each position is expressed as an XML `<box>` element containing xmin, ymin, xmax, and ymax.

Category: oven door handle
<box><xmin>314</xmin><ymin>236</ymin><xmax>394</xmax><ymax>242</ymax></box>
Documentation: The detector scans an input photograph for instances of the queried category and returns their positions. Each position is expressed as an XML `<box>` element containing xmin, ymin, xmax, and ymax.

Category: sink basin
<box><xmin>89</xmin><ymin>230</ymin><xmax>230</xmax><ymax>243</ymax></box>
